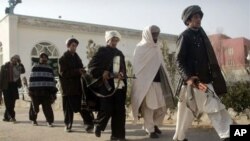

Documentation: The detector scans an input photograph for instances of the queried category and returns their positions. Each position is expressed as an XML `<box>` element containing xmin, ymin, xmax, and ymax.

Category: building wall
<box><xmin>1</xmin><ymin>14</ymin><xmax>177</xmax><ymax>79</ymax></box>
<box><xmin>223</xmin><ymin>38</ymin><xmax>245</xmax><ymax>69</ymax></box>
<box><xmin>209</xmin><ymin>34</ymin><xmax>230</xmax><ymax>67</ymax></box>
<box><xmin>209</xmin><ymin>34</ymin><xmax>250</xmax><ymax>81</ymax></box>
<box><xmin>0</xmin><ymin>16</ymin><xmax>11</xmax><ymax>65</ymax></box>
<box><xmin>17</xmin><ymin>26</ymin><xmax>142</xmax><ymax>77</ymax></box>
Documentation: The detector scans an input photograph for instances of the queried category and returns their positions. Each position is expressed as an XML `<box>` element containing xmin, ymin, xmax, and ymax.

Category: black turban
<box><xmin>182</xmin><ymin>5</ymin><xmax>203</xmax><ymax>25</ymax></box>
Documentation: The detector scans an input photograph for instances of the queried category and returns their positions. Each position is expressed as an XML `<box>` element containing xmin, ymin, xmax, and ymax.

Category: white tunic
<box><xmin>131</xmin><ymin>26</ymin><xmax>172</xmax><ymax>121</ymax></box>
<box><xmin>145</xmin><ymin>82</ymin><xmax>166</xmax><ymax>110</ymax></box>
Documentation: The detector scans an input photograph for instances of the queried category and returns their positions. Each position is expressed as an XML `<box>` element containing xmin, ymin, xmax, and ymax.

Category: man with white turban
<box><xmin>173</xmin><ymin>5</ymin><xmax>232</xmax><ymax>141</ymax></box>
<box><xmin>131</xmin><ymin>25</ymin><xmax>175</xmax><ymax>139</ymax></box>
<box><xmin>88</xmin><ymin>30</ymin><xmax>127</xmax><ymax>141</ymax></box>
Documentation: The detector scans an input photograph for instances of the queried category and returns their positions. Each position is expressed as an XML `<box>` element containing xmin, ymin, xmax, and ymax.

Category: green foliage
<box><xmin>221</xmin><ymin>81</ymin><xmax>250</xmax><ymax>113</ymax></box>
<box><xmin>161</xmin><ymin>40</ymin><xmax>179</xmax><ymax>90</ymax></box>
<box><xmin>125</xmin><ymin>60</ymin><xmax>133</xmax><ymax>107</ymax></box>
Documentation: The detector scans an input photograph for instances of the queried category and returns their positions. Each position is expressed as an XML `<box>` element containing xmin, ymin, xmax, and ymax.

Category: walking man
<box><xmin>59</xmin><ymin>38</ymin><xmax>94</xmax><ymax>132</ymax></box>
<box><xmin>88</xmin><ymin>30</ymin><xmax>127</xmax><ymax>140</ymax></box>
<box><xmin>28</xmin><ymin>52</ymin><xmax>57</xmax><ymax>127</ymax></box>
<box><xmin>0</xmin><ymin>55</ymin><xmax>25</xmax><ymax>122</ymax></box>
<box><xmin>173</xmin><ymin>5</ymin><xmax>232</xmax><ymax>141</ymax></box>
<box><xmin>131</xmin><ymin>25</ymin><xmax>175</xmax><ymax>139</ymax></box>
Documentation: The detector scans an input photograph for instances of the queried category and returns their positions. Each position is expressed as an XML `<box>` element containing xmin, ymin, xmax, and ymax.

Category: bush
<box><xmin>221</xmin><ymin>81</ymin><xmax>250</xmax><ymax>113</ymax></box>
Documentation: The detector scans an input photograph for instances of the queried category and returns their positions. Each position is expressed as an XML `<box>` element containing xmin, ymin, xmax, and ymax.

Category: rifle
<box><xmin>82</xmin><ymin>73</ymin><xmax>136</xmax><ymax>98</ymax></box>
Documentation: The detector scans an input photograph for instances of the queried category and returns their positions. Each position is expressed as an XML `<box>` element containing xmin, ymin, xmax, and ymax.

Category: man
<box><xmin>59</xmin><ymin>38</ymin><xmax>94</xmax><ymax>132</ymax></box>
<box><xmin>173</xmin><ymin>5</ymin><xmax>232</xmax><ymax>141</ymax></box>
<box><xmin>0</xmin><ymin>55</ymin><xmax>25</xmax><ymax>122</ymax></box>
<box><xmin>131</xmin><ymin>25</ymin><xmax>175</xmax><ymax>139</ymax></box>
<box><xmin>88</xmin><ymin>30</ymin><xmax>127</xmax><ymax>140</ymax></box>
<box><xmin>28</xmin><ymin>52</ymin><xmax>57</xmax><ymax>127</ymax></box>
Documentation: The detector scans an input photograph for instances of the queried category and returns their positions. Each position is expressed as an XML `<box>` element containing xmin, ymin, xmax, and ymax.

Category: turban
<box><xmin>11</xmin><ymin>54</ymin><xmax>20</xmax><ymax>60</ymax></box>
<box><xmin>105</xmin><ymin>30</ymin><xmax>121</xmax><ymax>42</ymax></box>
<box><xmin>182</xmin><ymin>5</ymin><xmax>203</xmax><ymax>25</ymax></box>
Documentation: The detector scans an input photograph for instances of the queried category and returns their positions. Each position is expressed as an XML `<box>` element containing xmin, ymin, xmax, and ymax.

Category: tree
<box><xmin>86</xmin><ymin>39</ymin><xmax>100</xmax><ymax>60</ymax></box>
<box><xmin>221</xmin><ymin>81</ymin><xmax>250</xmax><ymax>113</ymax></box>
<box><xmin>125</xmin><ymin>60</ymin><xmax>133</xmax><ymax>107</ymax></box>
<box><xmin>160</xmin><ymin>40</ymin><xmax>179</xmax><ymax>90</ymax></box>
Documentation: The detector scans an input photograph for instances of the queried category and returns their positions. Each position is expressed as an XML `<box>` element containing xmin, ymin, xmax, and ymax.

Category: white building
<box><xmin>0</xmin><ymin>14</ymin><xmax>177</xmax><ymax>78</ymax></box>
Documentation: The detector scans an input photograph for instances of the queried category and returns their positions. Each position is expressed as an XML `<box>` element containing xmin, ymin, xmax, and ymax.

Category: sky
<box><xmin>0</xmin><ymin>0</ymin><xmax>250</xmax><ymax>39</ymax></box>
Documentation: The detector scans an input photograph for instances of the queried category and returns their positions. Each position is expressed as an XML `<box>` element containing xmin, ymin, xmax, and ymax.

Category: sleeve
<box><xmin>18</xmin><ymin>63</ymin><xmax>25</xmax><ymax>74</ymax></box>
<box><xmin>88</xmin><ymin>47</ymin><xmax>109</xmax><ymax>78</ymax></box>
<box><xmin>176</xmin><ymin>35</ymin><xmax>191</xmax><ymax>81</ymax></box>
<box><xmin>58</xmin><ymin>57</ymin><xmax>82</xmax><ymax>78</ymax></box>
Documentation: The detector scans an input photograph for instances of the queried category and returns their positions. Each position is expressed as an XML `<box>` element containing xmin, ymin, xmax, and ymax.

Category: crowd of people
<box><xmin>0</xmin><ymin>5</ymin><xmax>232</xmax><ymax>141</ymax></box>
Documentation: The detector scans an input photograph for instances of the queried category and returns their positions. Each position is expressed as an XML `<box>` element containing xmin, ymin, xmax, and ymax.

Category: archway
<box><xmin>31</xmin><ymin>42</ymin><xmax>59</xmax><ymax>76</ymax></box>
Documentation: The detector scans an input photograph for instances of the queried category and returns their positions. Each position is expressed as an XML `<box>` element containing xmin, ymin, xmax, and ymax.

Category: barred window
<box><xmin>31</xmin><ymin>42</ymin><xmax>59</xmax><ymax>76</ymax></box>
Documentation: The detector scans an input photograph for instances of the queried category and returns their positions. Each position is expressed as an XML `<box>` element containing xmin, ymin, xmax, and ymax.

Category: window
<box><xmin>31</xmin><ymin>42</ymin><xmax>59</xmax><ymax>76</ymax></box>
<box><xmin>227</xmin><ymin>59</ymin><xmax>234</xmax><ymax>66</ymax></box>
<box><xmin>227</xmin><ymin>48</ymin><xmax>233</xmax><ymax>55</ymax></box>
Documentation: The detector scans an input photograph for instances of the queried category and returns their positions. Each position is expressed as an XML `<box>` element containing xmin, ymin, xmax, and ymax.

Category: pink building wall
<box><xmin>209</xmin><ymin>34</ymin><xmax>250</xmax><ymax>71</ymax></box>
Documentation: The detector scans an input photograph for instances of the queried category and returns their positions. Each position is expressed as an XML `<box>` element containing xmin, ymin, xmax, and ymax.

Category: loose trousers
<box><xmin>141</xmin><ymin>101</ymin><xmax>166</xmax><ymax>133</ymax></box>
<box><xmin>62</xmin><ymin>95</ymin><xmax>94</xmax><ymax>129</ymax></box>
<box><xmin>141</xmin><ymin>82</ymin><xmax>166</xmax><ymax>133</ymax></box>
<box><xmin>95</xmin><ymin>89</ymin><xmax>126</xmax><ymax>139</ymax></box>
<box><xmin>3</xmin><ymin>82</ymin><xmax>19</xmax><ymax>120</ymax></box>
<box><xmin>29</xmin><ymin>95</ymin><xmax>54</xmax><ymax>123</ymax></box>
<box><xmin>173</xmin><ymin>84</ymin><xmax>233</xmax><ymax>140</ymax></box>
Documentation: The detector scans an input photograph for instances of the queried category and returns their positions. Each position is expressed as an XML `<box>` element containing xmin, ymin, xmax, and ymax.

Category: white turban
<box><xmin>105</xmin><ymin>30</ymin><xmax>121</xmax><ymax>42</ymax></box>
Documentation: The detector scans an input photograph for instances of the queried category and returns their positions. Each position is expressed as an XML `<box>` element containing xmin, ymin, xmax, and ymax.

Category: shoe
<box><xmin>149</xmin><ymin>132</ymin><xmax>159</xmax><ymax>138</ymax></box>
<box><xmin>110</xmin><ymin>136</ymin><xmax>126</xmax><ymax>141</ymax></box>
<box><xmin>2</xmin><ymin>118</ymin><xmax>10</xmax><ymax>122</ymax></box>
<box><xmin>154</xmin><ymin>126</ymin><xmax>162</xmax><ymax>134</ymax></box>
<box><xmin>222</xmin><ymin>138</ymin><xmax>229</xmax><ymax>141</ymax></box>
<box><xmin>95</xmin><ymin>126</ymin><xmax>101</xmax><ymax>137</ymax></box>
<box><xmin>9</xmin><ymin>118</ymin><xmax>16</xmax><ymax>123</ymax></box>
<box><xmin>32</xmin><ymin>121</ymin><xmax>38</xmax><ymax>126</ymax></box>
<box><xmin>173</xmin><ymin>139</ymin><xmax>188</xmax><ymax>141</ymax></box>
<box><xmin>85</xmin><ymin>125</ymin><xmax>94</xmax><ymax>133</ymax></box>
<box><xmin>64</xmin><ymin>126</ymin><xmax>71</xmax><ymax>132</ymax></box>
<box><xmin>47</xmin><ymin>122</ymin><xmax>53</xmax><ymax>127</ymax></box>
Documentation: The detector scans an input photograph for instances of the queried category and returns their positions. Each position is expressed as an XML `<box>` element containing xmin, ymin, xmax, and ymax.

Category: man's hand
<box><xmin>113</xmin><ymin>72</ymin><xmax>125</xmax><ymax>80</ymax></box>
<box><xmin>186</xmin><ymin>76</ymin><xmax>199</xmax><ymax>86</ymax></box>
<box><xmin>103</xmin><ymin>71</ymin><xmax>110</xmax><ymax>81</ymax></box>
<box><xmin>186</xmin><ymin>76</ymin><xmax>208</xmax><ymax>93</ymax></box>
<box><xmin>117</xmin><ymin>72</ymin><xmax>125</xmax><ymax>80</ymax></box>
<box><xmin>196</xmin><ymin>82</ymin><xmax>208</xmax><ymax>93</ymax></box>
<box><xmin>79</xmin><ymin>68</ymin><xmax>86</xmax><ymax>75</ymax></box>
